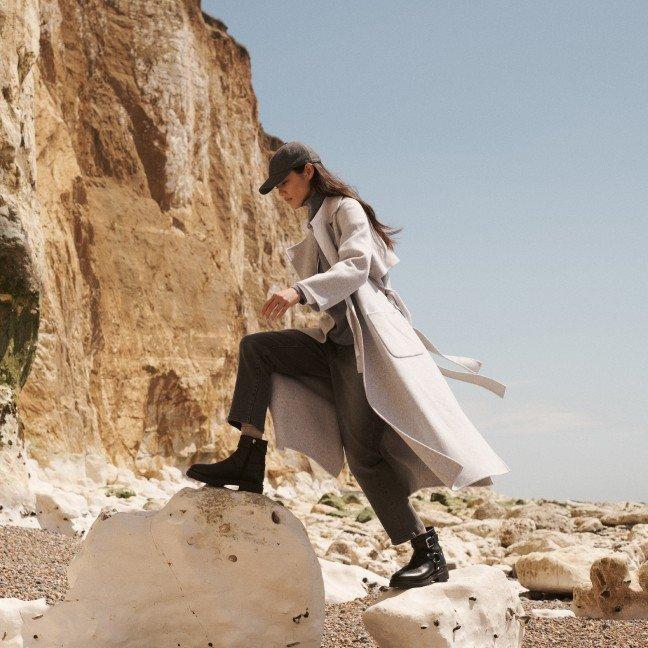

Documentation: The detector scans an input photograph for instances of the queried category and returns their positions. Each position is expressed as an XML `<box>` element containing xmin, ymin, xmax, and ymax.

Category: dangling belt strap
<box><xmin>378</xmin><ymin>279</ymin><xmax>506</xmax><ymax>399</ymax></box>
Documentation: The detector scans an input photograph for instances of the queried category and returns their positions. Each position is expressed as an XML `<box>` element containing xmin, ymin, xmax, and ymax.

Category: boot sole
<box><xmin>389</xmin><ymin>566</ymin><xmax>450</xmax><ymax>590</ymax></box>
<box><xmin>185</xmin><ymin>467</ymin><xmax>263</xmax><ymax>494</ymax></box>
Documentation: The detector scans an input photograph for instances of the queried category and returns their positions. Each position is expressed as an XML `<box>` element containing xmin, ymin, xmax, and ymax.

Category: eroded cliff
<box><xmin>1</xmin><ymin>0</ymin><xmax>329</xmax><ymax>485</ymax></box>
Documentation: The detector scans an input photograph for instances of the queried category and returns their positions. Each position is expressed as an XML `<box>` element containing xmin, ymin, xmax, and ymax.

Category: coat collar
<box><xmin>307</xmin><ymin>194</ymin><xmax>344</xmax><ymax>233</ymax></box>
<box><xmin>283</xmin><ymin>194</ymin><xmax>401</xmax><ymax>282</ymax></box>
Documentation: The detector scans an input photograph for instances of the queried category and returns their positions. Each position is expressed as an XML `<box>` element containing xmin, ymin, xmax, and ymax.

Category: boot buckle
<box><xmin>424</xmin><ymin>536</ymin><xmax>436</xmax><ymax>549</ymax></box>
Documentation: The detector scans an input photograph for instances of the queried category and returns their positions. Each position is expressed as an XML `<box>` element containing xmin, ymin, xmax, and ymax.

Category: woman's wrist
<box><xmin>292</xmin><ymin>283</ymin><xmax>307</xmax><ymax>305</ymax></box>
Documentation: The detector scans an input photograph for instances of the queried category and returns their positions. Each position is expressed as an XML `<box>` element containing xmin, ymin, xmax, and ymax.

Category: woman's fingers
<box><xmin>262</xmin><ymin>294</ymin><xmax>289</xmax><ymax>320</ymax></box>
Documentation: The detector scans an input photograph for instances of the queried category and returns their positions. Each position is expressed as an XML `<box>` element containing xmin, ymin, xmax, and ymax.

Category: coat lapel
<box><xmin>283</xmin><ymin>195</ymin><xmax>344</xmax><ymax>279</ymax></box>
<box><xmin>309</xmin><ymin>195</ymin><xmax>343</xmax><ymax>267</ymax></box>
<box><xmin>283</xmin><ymin>233</ymin><xmax>318</xmax><ymax>280</ymax></box>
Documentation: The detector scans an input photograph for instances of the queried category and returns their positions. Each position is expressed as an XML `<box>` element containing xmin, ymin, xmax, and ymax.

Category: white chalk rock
<box><xmin>0</xmin><ymin>598</ymin><xmax>48</xmax><ymax>648</ymax></box>
<box><xmin>453</xmin><ymin>519</ymin><xmax>505</xmax><ymax>539</ymax></box>
<box><xmin>23</xmin><ymin>487</ymin><xmax>324</xmax><ymax>647</ymax></box>
<box><xmin>530</xmin><ymin>608</ymin><xmax>575</xmax><ymax>619</ymax></box>
<box><xmin>436</xmin><ymin>528</ymin><xmax>483</xmax><ymax>568</ymax></box>
<box><xmin>318</xmin><ymin>558</ymin><xmax>388</xmax><ymax>604</ymax></box>
<box><xmin>34</xmin><ymin>488</ymin><xmax>88</xmax><ymax>537</ymax></box>
<box><xmin>505</xmin><ymin>530</ymin><xmax>579</xmax><ymax>557</ymax></box>
<box><xmin>515</xmin><ymin>546</ymin><xmax>617</xmax><ymax>594</ymax></box>
<box><xmin>630</xmin><ymin>524</ymin><xmax>648</xmax><ymax>543</ymax></box>
<box><xmin>362</xmin><ymin>565</ymin><xmax>525</xmax><ymax>647</ymax></box>
<box><xmin>416</xmin><ymin>508</ymin><xmax>463</xmax><ymax>527</ymax></box>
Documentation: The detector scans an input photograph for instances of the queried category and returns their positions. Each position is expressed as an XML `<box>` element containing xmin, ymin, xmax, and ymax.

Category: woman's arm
<box><xmin>295</xmin><ymin>198</ymin><xmax>372</xmax><ymax>310</ymax></box>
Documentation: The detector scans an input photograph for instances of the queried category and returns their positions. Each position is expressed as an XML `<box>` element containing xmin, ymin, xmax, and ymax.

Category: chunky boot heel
<box><xmin>389</xmin><ymin>526</ymin><xmax>450</xmax><ymax>589</ymax></box>
<box><xmin>186</xmin><ymin>433</ymin><xmax>267</xmax><ymax>494</ymax></box>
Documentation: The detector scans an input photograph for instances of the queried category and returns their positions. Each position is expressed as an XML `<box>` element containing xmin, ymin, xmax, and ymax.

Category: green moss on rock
<box><xmin>355</xmin><ymin>506</ymin><xmax>375</xmax><ymax>523</ymax></box>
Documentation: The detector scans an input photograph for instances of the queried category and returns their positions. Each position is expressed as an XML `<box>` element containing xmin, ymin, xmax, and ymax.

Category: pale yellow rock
<box><xmin>506</xmin><ymin>504</ymin><xmax>573</xmax><ymax>533</ymax></box>
<box><xmin>572</xmin><ymin>555</ymin><xmax>648</xmax><ymax>619</ymax></box>
<box><xmin>499</xmin><ymin>518</ymin><xmax>537</xmax><ymax>548</ymax></box>
<box><xmin>311</xmin><ymin>503</ymin><xmax>347</xmax><ymax>517</ymax></box>
<box><xmin>602</xmin><ymin>510</ymin><xmax>648</xmax><ymax>527</ymax></box>
<box><xmin>574</xmin><ymin>516</ymin><xmax>605</xmax><ymax>533</ymax></box>
<box><xmin>472</xmin><ymin>501</ymin><xmax>507</xmax><ymax>519</ymax></box>
<box><xmin>569</xmin><ymin>504</ymin><xmax>613</xmax><ymax>519</ymax></box>
<box><xmin>324</xmin><ymin>535</ymin><xmax>370</xmax><ymax>567</ymax></box>
<box><xmin>516</xmin><ymin>546</ymin><xmax>618</xmax><ymax>594</ymax></box>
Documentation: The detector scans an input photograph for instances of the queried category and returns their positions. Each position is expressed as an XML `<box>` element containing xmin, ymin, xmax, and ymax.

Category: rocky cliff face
<box><xmin>1</xmin><ymin>0</ymin><xmax>326</xmax><ymax>484</ymax></box>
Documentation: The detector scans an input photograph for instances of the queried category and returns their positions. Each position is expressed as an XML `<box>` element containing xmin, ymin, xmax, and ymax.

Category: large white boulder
<box><xmin>362</xmin><ymin>565</ymin><xmax>526</xmax><ymax>647</ymax></box>
<box><xmin>23</xmin><ymin>486</ymin><xmax>324</xmax><ymax>647</ymax></box>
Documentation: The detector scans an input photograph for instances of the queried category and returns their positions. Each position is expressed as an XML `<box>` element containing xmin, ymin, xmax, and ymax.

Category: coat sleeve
<box><xmin>296</xmin><ymin>197</ymin><xmax>372</xmax><ymax>310</ymax></box>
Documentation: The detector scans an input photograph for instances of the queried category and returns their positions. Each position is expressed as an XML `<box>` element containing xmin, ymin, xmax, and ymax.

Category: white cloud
<box><xmin>466</xmin><ymin>403</ymin><xmax>606</xmax><ymax>436</ymax></box>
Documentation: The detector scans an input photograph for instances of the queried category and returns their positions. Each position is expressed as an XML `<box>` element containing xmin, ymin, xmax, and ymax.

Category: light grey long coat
<box><xmin>269</xmin><ymin>195</ymin><xmax>510</xmax><ymax>493</ymax></box>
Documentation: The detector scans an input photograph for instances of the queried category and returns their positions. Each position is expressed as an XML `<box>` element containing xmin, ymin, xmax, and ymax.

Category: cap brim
<box><xmin>258</xmin><ymin>168</ymin><xmax>291</xmax><ymax>195</ymax></box>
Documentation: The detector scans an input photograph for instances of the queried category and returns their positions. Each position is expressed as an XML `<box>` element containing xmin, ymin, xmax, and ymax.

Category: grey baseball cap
<box><xmin>258</xmin><ymin>141</ymin><xmax>321</xmax><ymax>194</ymax></box>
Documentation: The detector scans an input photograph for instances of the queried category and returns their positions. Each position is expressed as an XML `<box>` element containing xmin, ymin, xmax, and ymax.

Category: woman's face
<box><xmin>276</xmin><ymin>163</ymin><xmax>314</xmax><ymax>209</ymax></box>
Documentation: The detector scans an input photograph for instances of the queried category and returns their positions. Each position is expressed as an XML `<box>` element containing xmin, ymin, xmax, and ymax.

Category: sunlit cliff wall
<box><xmin>1</xmin><ymin>0</ymin><xmax>328</xmax><ymax>485</ymax></box>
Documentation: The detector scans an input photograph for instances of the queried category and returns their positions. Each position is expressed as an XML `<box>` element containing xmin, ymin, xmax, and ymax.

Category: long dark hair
<box><xmin>293</xmin><ymin>162</ymin><xmax>403</xmax><ymax>251</ymax></box>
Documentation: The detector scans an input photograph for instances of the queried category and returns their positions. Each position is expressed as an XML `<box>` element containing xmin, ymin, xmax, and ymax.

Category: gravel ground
<box><xmin>2</xmin><ymin>525</ymin><xmax>648</xmax><ymax>646</ymax></box>
<box><xmin>0</xmin><ymin>526</ymin><xmax>82</xmax><ymax>605</ymax></box>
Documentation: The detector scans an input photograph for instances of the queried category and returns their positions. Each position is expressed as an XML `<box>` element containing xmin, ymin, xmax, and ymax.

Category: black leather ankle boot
<box><xmin>389</xmin><ymin>525</ymin><xmax>450</xmax><ymax>589</ymax></box>
<box><xmin>185</xmin><ymin>434</ymin><xmax>267</xmax><ymax>494</ymax></box>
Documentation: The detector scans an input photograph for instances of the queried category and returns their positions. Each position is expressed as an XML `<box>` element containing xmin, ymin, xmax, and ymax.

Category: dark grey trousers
<box><xmin>227</xmin><ymin>328</ymin><xmax>426</xmax><ymax>545</ymax></box>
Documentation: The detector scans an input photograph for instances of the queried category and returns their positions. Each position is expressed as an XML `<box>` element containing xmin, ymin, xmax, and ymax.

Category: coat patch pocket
<box><xmin>366</xmin><ymin>309</ymin><xmax>426</xmax><ymax>358</ymax></box>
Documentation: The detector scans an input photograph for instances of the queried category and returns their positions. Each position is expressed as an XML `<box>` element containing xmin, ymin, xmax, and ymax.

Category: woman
<box><xmin>187</xmin><ymin>141</ymin><xmax>510</xmax><ymax>589</ymax></box>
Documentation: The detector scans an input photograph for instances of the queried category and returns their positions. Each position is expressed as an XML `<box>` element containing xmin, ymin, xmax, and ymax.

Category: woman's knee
<box><xmin>239</xmin><ymin>331</ymin><xmax>272</xmax><ymax>355</ymax></box>
<box><xmin>345</xmin><ymin>446</ymin><xmax>384</xmax><ymax>476</ymax></box>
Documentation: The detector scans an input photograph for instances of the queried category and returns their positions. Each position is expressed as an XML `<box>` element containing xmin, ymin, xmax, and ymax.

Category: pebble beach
<box><xmin>3</xmin><ymin>524</ymin><xmax>647</xmax><ymax>647</ymax></box>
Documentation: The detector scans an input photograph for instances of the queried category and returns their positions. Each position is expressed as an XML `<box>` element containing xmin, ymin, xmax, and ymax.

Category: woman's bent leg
<box><xmin>187</xmin><ymin>329</ymin><xmax>331</xmax><ymax>490</ymax></box>
<box><xmin>326</xmin><ymin>342</ymin><xmax>426</xmax><ymax>545</ymax></box>
<box><xmin>227</xmin><ymin>329</ymin><xmax>331</xmax><ymax>434</ymax></box>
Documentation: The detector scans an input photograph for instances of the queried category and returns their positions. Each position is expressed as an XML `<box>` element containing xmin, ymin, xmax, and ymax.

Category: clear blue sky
<box><xmin>205</xmin><ymin>1</ymin><xmax>648</xmax><ymax>503</ymax></box>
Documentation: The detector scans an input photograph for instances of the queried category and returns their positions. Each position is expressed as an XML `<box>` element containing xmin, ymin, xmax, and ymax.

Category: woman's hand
<box><xmin>261</xmin><ymin>287</ymin><xmax>301</xmax><ymax>321</ymax></box>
